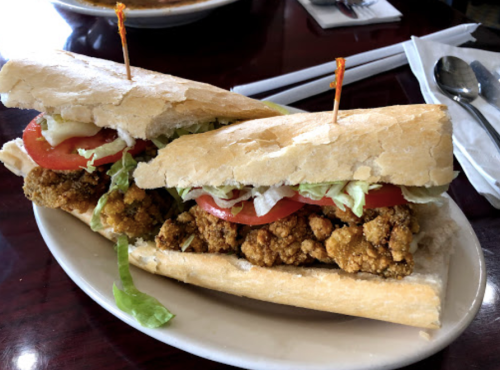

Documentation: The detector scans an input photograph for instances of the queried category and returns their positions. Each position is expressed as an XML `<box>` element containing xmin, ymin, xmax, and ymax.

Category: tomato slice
<box><xmin>364</xmin><ymin>184</ymin><xmax>408</xmax><ymax>209</ymax></box>
<box><xmin>290</xmin><ymin>193</ymin><xmax>335</xmax><ymax>206</ymax></box>
<box><xmin>291</xmin><ymin>184</ymin><xmax>408</xmax><ymax>210</ymax></box>
<box><xmin>195</xmin><ymin>195</ymin><xmax>305</xmax><ymax>225</ymax></box>
<box><xmin>23</xmin><ymin>115</ymin><xmax>148</xmax><ymax>170</ymax></box>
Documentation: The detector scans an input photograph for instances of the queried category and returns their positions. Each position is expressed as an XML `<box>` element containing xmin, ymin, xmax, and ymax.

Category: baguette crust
<box><xmin>0</xmin><ymin>50</ymin><xmax>280</xmax><ymax>139</ymax></box>
<box><xmin>134</xmin><ymin>104</ymin><xmax>454</xmax><ymax>189</ymax></box>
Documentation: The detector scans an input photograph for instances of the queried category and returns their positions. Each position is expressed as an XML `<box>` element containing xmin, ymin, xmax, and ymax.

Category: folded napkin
<box><xmin>404</xmin><ymin>37</ymin><xmax>500</xmax><ymax>208</ymax></box>
<box><xmin>297</xmin><ymin>0</ymin><xmax>402</xmax><ymax>29</ymax></box>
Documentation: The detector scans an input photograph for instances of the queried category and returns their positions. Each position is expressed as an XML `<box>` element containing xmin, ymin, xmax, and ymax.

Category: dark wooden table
<box><xmin>1</xmin><ymin>0</ymin><xmax>499</xmax><ymax>369</ymax></box>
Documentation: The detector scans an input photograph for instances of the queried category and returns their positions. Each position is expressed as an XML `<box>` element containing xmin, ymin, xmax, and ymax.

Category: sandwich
<box><xmin>128</xmin><ymin>104</ymin><xmax>458</xmax><ymax>329</ymax></box>
<box><xmin>0</xmin><ymin>49</ymin><xmax>281</xmax><ymax>236</ymax></box>
<box><xmin>0</xmin><ymin>51</ymin><xmax>456</xmax><ymax>328</ymax></box>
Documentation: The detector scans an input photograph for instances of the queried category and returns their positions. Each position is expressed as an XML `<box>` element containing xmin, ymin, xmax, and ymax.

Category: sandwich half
<box><xmin>0</xmin><ymin>98</ymin><xmax>456</xmax><ymax>328</ymax></box>
<box><xmin>131</xmin><ymin>104</ymin><xmax>457</xmax><ymax>329</ymax></box>
<box><xmin>0</xmin><ymin>50</ymin><xmax>281</xmax><ymax>240</ymax></box>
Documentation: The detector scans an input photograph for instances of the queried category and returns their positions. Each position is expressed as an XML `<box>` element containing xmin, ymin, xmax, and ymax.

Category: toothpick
<box><xmin>330</xmin><ymin>58</ymin><xmax>346</xmax><ymax>124</ymax></box>
<box><xmin>115</xmin><ymin>2</ymin><xmax>132</xmax><ymax>81</ymax></box>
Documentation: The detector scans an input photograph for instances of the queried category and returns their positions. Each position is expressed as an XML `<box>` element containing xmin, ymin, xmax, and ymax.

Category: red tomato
<box><xmin>23</xmin><ymin>115</ymin><xmax>148</xmax><ymax>170</ymax></box>
<box><xmin>291</xmin><ymin>184</ymin><xmax>407</xmax><ymax>210</ymax></box>
<box><xmin>290</xmin><ymin>193</ymin><xmax>335</xmax><ymax>206</ymax></box>
<box><xmin>195</xmin><ymin>195</ymin><xmax>305</xmax><ymax>225</ymax></box>
<box><xmin>364</xmin><ymin>184</ymin><xmax>408</xmax><ymax>209</ymax></box>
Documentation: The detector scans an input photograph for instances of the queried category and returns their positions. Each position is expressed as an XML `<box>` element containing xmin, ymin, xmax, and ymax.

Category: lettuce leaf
<box><xmin>325</xmin><ymin>182</ymin><xmax>350</xmax><ymax>210</ymax></box>
<box><xmin>345</xmin><ymin>181</ymin><xmax>370</xmax><ymax>217</ymax></box>
<box><xmin>181</xmin><ymin>234</ymin><xmax>195</xmax><ymax>252</ymax></box>
<box><xmin>262</xmin><ymin>101</ymin><xmax>290</xmax><ymax>115</ymax></box>
<box><xmin>113</xmin><ymin>235</ymin><xmax>174</xmax><ymax>328</ymax></box>
<box><xmin>297</xmin><ymin>183</ymin><xmax>336</xmax><ymax>200</ymax></box>
<box><xmin>202</xmin><ymin>185</ymin><xmax>244</xmax><ymax>200</ymax></box>
<box><xmin>78</xmin><ymin>138</ymin><xmax>127</xmax><ymax>173</ymax></box>
<box><xmin>231</xmin><ymin>203</ymin><xmax>244</xmax><ymax>215</ymax></box>
<box><xmin>401</xmin><ymin>184</ymin><xmax>449</xmax><ymax>204</ymax></box>
<box><xmin>152</xmin><ymin>121</ymin><xmax>224</xmax><ymax>149</ymax></box>
<box><xmin>90</xmin><ymin>152</ymin><xmax>137</xmax><ymax>231</ymax></box>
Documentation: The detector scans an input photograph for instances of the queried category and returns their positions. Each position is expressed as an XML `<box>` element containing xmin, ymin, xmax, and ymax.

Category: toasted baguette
<box><xmin>0</xmin><ymin>50</ymin><xmax>280</xmax><ymax>139</ymax></box>
<box><xmin>134</xmin><ymin>104</ymin><xmax>454</xmax><ymax>189</ymax></box>
<box><xmin>0</xmin><ymin>138</ymin><xmax>456</xmax><ymax>329</ymax></box>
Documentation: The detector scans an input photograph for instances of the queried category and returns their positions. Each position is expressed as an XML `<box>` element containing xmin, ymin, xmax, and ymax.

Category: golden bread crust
<box><xmin>0</xmin><ymin>50</ymin><xmax>280</xmax><ymax>139</ymax></box>
<box><xmin>134</xmin><ymin>104</ymin><xmax>454</xmax><ymax>188</ymax></box>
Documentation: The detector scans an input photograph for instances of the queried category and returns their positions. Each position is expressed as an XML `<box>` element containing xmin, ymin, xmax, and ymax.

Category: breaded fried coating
<box><xmin>155</xmin><ymin>215</ymin><xmax>206</xmax><ymax>253</ymax></box>
<box><xmin>241</xmin><ymin>211</ymin><xmax>315</xmax><ymax>267</ymax></box>
<box><xmin>23</xmin><ymin>167</ymin><xmax>110</xmax><ymax>213</ymax></box>
<box><xmin>155</xmin><ymin>201</ymin><xmax>419</xmax><ymax>278</ymax></box>
<box><xmin>189</xmin><ymin>206</ymin><xmax>239</xmax><ymax>253</ymax></box>
<box><xmin>308</xmin><ymin>214</ymin><xmax>333</xmax><ymax>241</ymax></box>
<box><xmin>322</xmin><ymin>205</ymin><xmax>360</xmax><ymax>225</ymax></box>
<box><xmin>362</xmin><ymin>205</ymin><xmax>417</xmax><ymax>263</ymax></box>
<box><xmin>101</xmin><ymin>183</ymin><xmax>168</xmax><ymax>238</ymax></box>
<box><xmin>325</xmin><ymin>226</ymin><xmax>413</xmax><ymax>278</ymax></box>
<box><xmin>156</xmin><ymin>205</ymin><xmax>238</xmax><ymax>254</ymax></box>
<box><xmin>300</xmin><ymin>239</ymin><xmax>333</xmax><ymax>264</ymax></box>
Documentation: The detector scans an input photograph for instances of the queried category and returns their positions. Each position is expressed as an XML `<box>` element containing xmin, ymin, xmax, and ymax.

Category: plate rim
<box><xmin>50</xmin><ymin>0</ymin><xmax>240</xmax><ymax>18</ymax></box>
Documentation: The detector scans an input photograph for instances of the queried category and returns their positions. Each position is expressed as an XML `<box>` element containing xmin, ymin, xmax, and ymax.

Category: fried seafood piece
<box><xmin>362</xmin><ymin>205</ymin><xmax>418</xmax><ymax>262</ymax></box>
<box><xmin>322</xmin><ymin>205</ymin><xmax>360</xmax><ymax>225</ymax></box>
<box><xmin>325</xmin><ymin>225</ymin><xmax>414</xmax><ymax>278</ymax></box>
<box><xmin>189</xmin><ymin>205</ymin><xmax>239</xmax><ymax>253</ymax></box>
<box><xmin>23</xmin><ymin>166</ymin><xmax>110</xmax><ymax>213</ymax></box>
<box><xmin>155</xmin><ymin>215</ymin><xmax>206</xmax><ymax>253</ymax></box>
<box><xmin>241</xmin><ymin>210</ymin><xmax>324</xmax><ymax>267</ymax></box>
<box><xmin>101</xmin><ymin>183</ymin><xmax>169</xmax><ymax>239</ymax></box>
<box><xmin>156</xmin><ymin>205</ymin><xmax>238</xmax><ymax>254</ymax></box>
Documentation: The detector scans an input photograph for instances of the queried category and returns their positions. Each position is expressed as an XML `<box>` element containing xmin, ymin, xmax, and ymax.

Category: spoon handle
<box><xmin>456</xmin><ymin>99</ymin><xmax>500</xmax><ymax>153</ymax></box>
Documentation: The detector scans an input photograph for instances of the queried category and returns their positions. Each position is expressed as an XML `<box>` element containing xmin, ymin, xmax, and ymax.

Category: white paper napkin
<box><xmin>404</xmin><ymin>37</ymin><xmax>500</xmax><ymax>208</ymax></box>
<box><xmin>297</xmin><ymin>0</ymin><xmax>402</xmax><ymax>29</ymax></box>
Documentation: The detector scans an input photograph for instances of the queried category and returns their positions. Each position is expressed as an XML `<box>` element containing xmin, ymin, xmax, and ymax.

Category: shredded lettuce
<box><xmin>298</xmin><ymin>182</ymin><xmax>337</xmax><ymax>200</ymax></box>
<box><xmin>166</xmin><ymin>188</ymin><xmax>185</xmax><ymax>214</ymax></box>
<box><xmin>90</xmin><ymin>194</ymin><xmax>109</xmax><ymax>231</ymax></box>
<box><xmin>152</xmin><ymin>136</ymin><xmax>169</xmax><ymax>149</ymax></box>
<box><xmin>202</xmin><ymin>185</ymin><xmax>239</xmax><ymax>199</ymax></box>
<box><xmin>113</xmin><ymin>235</ymin><xmax>174</xmax><ymax>328</ymax></box>
<box><xmin>175</xmin><ymin>180</ymin><xmax>450</xmax><ymax>219</ymax></box>
<box><xmin>345</xmin><ymin>181</ymin><xmax>370</xmax><ymax>217</ymax></box>
<box><xmin>90</xmin><ymin>151</ymin><xmax>137</xmax><ymax>231</ymax></box>
<box><xmin>181</xmin><ymin>235</ymin><xmax>195</xmax><ymax>252</ymax></box>
<box><xmin>78</xmin><ymin>138</ymin><xmax>127</xmax><ymax>173</ymax></box>
<box><xmin>262</xmin><ymin>101</ymin><xmax>290</xmax><ymax>115</ymax></box>
<box><xmin>252</xmin><ymin>186</ymin><xmax>295</xmax><ymax>217</ymax></box>
<box><xmin>401</xmin><ymin>184</ymin><xmax>449</xmax><ymax>204</ymax></box>
<box><xmin>177</xmin><ymin>187</ymin><xmax>193</xmax><ymax>200</ymax></box>
<box><xmin>152</xmin><ymin>121</ymin><xmax>224</xmax><ymax>149</ymax></box>
<box><xmin>231</xmin><ymin>203</ymin><xmax>244</xmax><ymax>216</ymax></box>
<box><xmin>325</xmin><ymin>182</ymin><xmax>351</xmax><ymax>210</ymax></box>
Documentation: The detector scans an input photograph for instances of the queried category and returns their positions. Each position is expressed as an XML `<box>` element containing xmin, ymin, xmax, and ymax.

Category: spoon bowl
<box><xmin>434</xmin><ymin>56</ymin><xmax>500</xmax><ymax>153</ymax></box>
<box><xmin>434</xmin><ymin>56</ymin><xmax>479</xmax><ymax>102</ymax></box>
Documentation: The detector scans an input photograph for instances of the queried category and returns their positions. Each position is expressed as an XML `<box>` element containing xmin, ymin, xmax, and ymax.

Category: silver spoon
<box><xmin>434</xmin><ymin>56</ymin><xmax>500</xmax><ymax>153</ymax></box>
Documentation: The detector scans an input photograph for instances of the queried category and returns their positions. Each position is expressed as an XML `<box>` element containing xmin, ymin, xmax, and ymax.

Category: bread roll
<box><xmin>0</xmin><ymin>50</ymin><xmax>281</xmax><ymax>139</ymax></box>
<box><xmin>134</xmin><ymin>104</ymin><xmax>454</xmax><ymax>189</ymax></box>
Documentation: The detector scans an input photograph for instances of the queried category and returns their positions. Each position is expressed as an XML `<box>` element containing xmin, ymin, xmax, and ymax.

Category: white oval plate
<box><xmin>51</xmin><ymin>0</ymin><xmax>241</xmax><ymax>28</ymax></box>
<box><xmin>34</xmin><ymin>195</ymin><xmax>485</xmax><ymax>370</ymax></box>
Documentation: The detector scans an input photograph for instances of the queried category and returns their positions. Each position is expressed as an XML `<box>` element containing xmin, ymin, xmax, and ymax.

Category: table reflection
<box><xmin>0</xmin><ymin>0</ymin><xmax>72</xmax><ymax>60</ymax></box>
